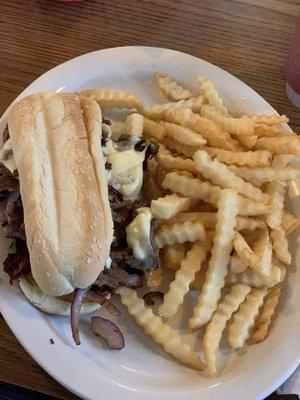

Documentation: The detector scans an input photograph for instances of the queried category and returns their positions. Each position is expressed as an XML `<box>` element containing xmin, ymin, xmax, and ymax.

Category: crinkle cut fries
<box><xmin>86</xmin><ymin>72</ymin><xmax>299</xmax><ymax>377</ymax></box>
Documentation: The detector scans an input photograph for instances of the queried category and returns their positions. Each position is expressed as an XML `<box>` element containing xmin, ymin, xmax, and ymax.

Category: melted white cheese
<box><xmin>105</xmin><ymin>256</ymin><xmax>112</xmax><ymax>269</ymax></box>
<box><xmin>126</xmin><ymin>207</ymin><xmax>152</xmax><ymax>261</ymax></box>
<box><xmin>106</xmin><ymin>148</ymin><xmax>144</xmax><ymax>200</ymax></box>
<box><xmin>0</xmin><ymin>138</ymin><xmax>17</xmax><ymax>173</ymax></box>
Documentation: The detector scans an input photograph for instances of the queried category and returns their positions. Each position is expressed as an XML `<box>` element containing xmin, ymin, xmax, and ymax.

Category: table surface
<box><xmin>0</xmin><ymin>0</ymin><xmax>299</xmax><ymax>399</ymax></box>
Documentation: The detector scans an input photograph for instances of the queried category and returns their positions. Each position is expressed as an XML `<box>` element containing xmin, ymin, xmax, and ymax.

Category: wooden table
<box><xmin>0</xmin><ymin>1</ymin><xmax>299</xmax><ymax>399</ymax></box>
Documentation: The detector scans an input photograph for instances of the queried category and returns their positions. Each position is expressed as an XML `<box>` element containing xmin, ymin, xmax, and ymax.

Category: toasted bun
<box><xmin>8</xmin><ymin>92</ymin><xmax>113</xmax><ymax>296</ymax></box>
<box><xmin>19</xmin><ymin>277</ymin><xmax>99</xmax><ymax>315</ymax></box>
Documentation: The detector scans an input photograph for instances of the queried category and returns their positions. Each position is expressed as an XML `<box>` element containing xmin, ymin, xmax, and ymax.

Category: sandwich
<box><xmin>0</xmin><ymin>91</ymin><xmax>158</xmax><ymax>346</ymax></box>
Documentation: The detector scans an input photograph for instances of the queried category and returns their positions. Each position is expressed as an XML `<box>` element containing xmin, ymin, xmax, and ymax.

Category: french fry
<box><xmin>188</xmin><ymin>189</ymin><xmax>239</xmax><ymax>329</ymax></box>
<box><xmin>254</xmin><ymin>124</ymin><xmax>291</xmax><ymax>138</ymax></box>
<box><xmin>229</xmin><ymin>255</ymin><xmax>248</xmax><ymax>273</ymax></box>
<box><xmin>233</xmin><ymin>232</ymin><xmax>261</xmax><ymax>268</ymax></box>
<box><xmin>228</xmin><ymin>166</ymin><xmax>300</xmax><ymax>185</ymax></box>
<box><xmin>162</xmin><ymin>171</ymin><xmax>273</xmax><ymax>216</ymax></box>
<box><xmin>203</xmin><ymin>283</ymin><xmax>251</xmax><ymax>376</ymax></box>
<box><xmin>235</xmin><ymin>134</ymin><xmax>258</xmax><ymax>150</ymax></box>
<box><xmin>198</xmin><ymin>76</ymin><xmax>228</xmax><ymax>114</ymax></box>
<box><xmin>154</xmin><ymin>221</ymin><xmax>206</xmax><ymax>248</ymax></box>
<box><xmin>265</xmin><ymin>181</ymin><xmax>286</xmax><ymax>229</ymax></box>
<box><xmin>162</xmin><ymin>211</ymin><xmax>216</xmax><ymax>228</ymax></box>
<box><xmin>201</xmin><ymin>104</ymin><xmax>255</xmax><ymax>135</ymax></box>
<box><xmin>156</xmin><ymin>73</ymin><xmax>194</xmax><ymax>101</ymax></box>
<box><xmin>242</xmin><ymin>114</ymin><xmax>289</xmax><ymax>125</ymax></box>
<box><xmin>159</xmin><ymin>212</ymin><xmax>197</xmax><ymax>227</ymax></box>
<box><xmin>81</xmin><ymin>89</ymin><xmax>142</xmax><ymax>110</ymax></box>
<box><xmin>252</xmin><ymin>229</ymin><xmax>272</xmax><ymax>277</ymax></box>
<box><xmin>245</xmin><ymin>229</ymin><xmax>271</xmax><ymax>246</ymax></box>
<box><xmin>146</xmin><ymin>268</ymin><xmax>163</xmax><ymax>289</ymax></box>
<box><xmin>162</xmin><ymin>137</ymin><xmax>197</xmax><ymax>158</ymax></box>
<box><xmin>194</xmin><ymin>118</ymin><xmax>242</xmax><ymax>151</ymax></box>
<box><xmin>226</xmin><ymin>265</ymin><xmax>285</xmax><ymax>288</ymax></box>
<box><xmin>164</xmin><ymin>212</ymin><xmax>266</xmax><ymax>232</ymax></box>
<box><xmin>156</xmin><ymin>150</ymin><xmax>198</xmax><ymax>173</ymax></box>
<box><xmin>125</xmin><ymin>113</ymin><xmax>144</xmax><ymax>142</ymax></box>
<box><xmin>265</xmin><ymin>154</ymin><xmax>294</xmax><ymax>230</ymax></box>
<box><xmin>157</xmin><ymin>143</ymin><xmax>171</xmax><ymax>155</ymax></box>
<box><xmin>160</xmin><ymin>121</ymin><xmax>206</xmax><ymax>146</ymax></box>
<box><xmin>227</xmin><ymin>166</ymin><xmax>261</xmax><ymax>187</ymax></box>
<box><xmin>143</xmin><ymin>117</ymin><xmax>166</xmax><ymax>141</ymax></box>
<box><xmin>164</xmin><ymin>107</ymin><xmax>241</xmax><ymax>151</ymax></box>
<box><xmin>162</xmin><ymin>243</ymin><xmax>186</xmax><ymax>270</ymax></box>
<box><xmin>116</xmin><ymin>287</ymin><xmax>206</xmax><ymax>370</ymax></box>
<box><xmin>236</xmin><ymin>216</ymin><xmax>266</xmax><ymax>231</ymax></box>
<box><xmin>251</xmin><ymin>284</ymin><xmax>283</xmax><ymax>343</ymax></box>
<box><xmin>159</xmin><ymin>240</ymin><xmax>210</xmax><ymax>318</ymax></box>
<box><xmin>282</xmin><ymin>210</ymin><xmax>300</xmax><ymax>235</ymax></box>
<box><xmin>151</xmin><ymin>194</ymin><xmax>192</xmax><ymax>219</ymax></box>
<box><xmin>203</xmin><ymin>147</ymin><xmax>272</xmax><ymax>167</ymax></box>
<box><xmin>270</xmin><ymin>229</ymin><xmax>291</xmax><ymax>265</ymax></box>
<box><xmin>164</xmin><ymin>106</ymin><xmax>198</xmax><ymax>128</ymax></box>
<box><xmin>142</xmin><ymin>97</ymin><xmax>204</xmax><ymax>120</ymax></box>
<box><xmin>83</xmin><ymin>77</ymin><xmax>298</xmax><ymax>375</ymax></box>
<box><xmin>194</xmin><ymin>150</ymin><xmax>269</xmax><ymax>204</ymax></box>
<box><xmin>272</xmin><ymin>154</ymin><xmax>296</xmax><ymax>168</ymax></box>
<box><xmin>227</xmin><ymin>288</ymin><xmax>268</xmax><ymax>349</ymax></box>
<box><xmin>256</xmin><ymin>136</ymin><xmax>300</xmax><ymax>155</ymax></box>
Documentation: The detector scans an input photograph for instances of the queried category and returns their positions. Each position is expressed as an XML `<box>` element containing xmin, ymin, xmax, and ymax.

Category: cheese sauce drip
<box><xmin>126</xmin><ymin>207</ymin><xmax>152</xmax><ymax>261</ymax></box>
<box><xmin>106</xmin><ymin>149</ymin><xmax>144</xmax><ymax>201</ymax></box>
<box><xmin>102</xmin><ymin>121</ymin><xmax>145</xmax><ymax>201</ymax></box>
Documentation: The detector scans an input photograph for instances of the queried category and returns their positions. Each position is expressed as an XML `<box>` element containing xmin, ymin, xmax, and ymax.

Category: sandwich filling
<box><xmin>1</xmin><ymin>120</ymin><xmax>159</xmax><ymax>294</ymax></box>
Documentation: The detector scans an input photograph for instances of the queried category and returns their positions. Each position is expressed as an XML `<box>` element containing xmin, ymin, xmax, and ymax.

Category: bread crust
<box><xmin>19</xmin><ymin>277</ymin><xmax>100</xmax><ymax>315</ymax></box>
<box><xmin>8</xmin><ymin>92</ymin><xmax>113</xmax><ymax>296</ymax></box>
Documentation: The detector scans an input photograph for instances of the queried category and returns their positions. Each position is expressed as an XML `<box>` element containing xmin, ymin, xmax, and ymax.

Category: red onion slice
<box><xmin>86</xmin><ymin>291</ymin><xmax>120</xmax><ymax>317</ymax></box>
<box><xmin>91</xmin><ymin>316</ymin><xmax>125</xmax><ymax>350</ymax></box>
<box><xmin>70</xmin><ymin>288</ymin><xmax>89</xmax><ymax>345</ymax></box>
<box><xmin>143</xmin><ymin>291</ymin><xmax>164</xmax><ymax>306</ymax></box>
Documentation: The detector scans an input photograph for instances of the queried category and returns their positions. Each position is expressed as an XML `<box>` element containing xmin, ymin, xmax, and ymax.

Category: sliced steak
<box><xmin>94</xmin><ymin>265</ymin><xmax>142</xmax><ymax>292</ymax></box>
<box><xmin>1</xmin><ymin>191</ymin><xmax>25</xmax><ymax>240</ymax></box>
<box><xmin>0</xmin><ymin>164</ymin><xmax>19</xmax><ymax>201</ymax></box>
<box><xmin>149</xmin><ymin>218</ymin><xmax>160</xmax><ymax>270</ymax></box>
<box><xmin>3</xmin><ymin>240</ymin><xmax>30</xmax><ymax>284</ymax></box>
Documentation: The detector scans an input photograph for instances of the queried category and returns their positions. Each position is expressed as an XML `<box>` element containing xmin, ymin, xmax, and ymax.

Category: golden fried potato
<box><xmin>81</xmin><ymin>89</ymin><xmax>142</xmax><ymax>110</ymax></box>
<box><xmin>188</xmin><ymin>189</ymin><xmax>239</xmax><ymax>329</ymax></box>
<box><xmin>162</xmin><ymin>171</ymin><xmax>273</xmax><ymax>216</ymax></box>
<box><xmin>198</xmin><ymin>76</ymin><xmax>228</xmax><ymax>114</ymax></box>
<box><xmin>159</xmin><ymin>240</ymin><xmax>210</xmax><ymax>318</ymax></box>
<box><xmin>251</xmin><ymin>284</ymin><xmax>283</xmax><ymax>343</ymax></box>
<box><xmin>117</xmin><ymin>287</ymin><xmax>205</xmax><ymax>370</ymax></box>
<box><xmin>227</xmin><ymin>288</ymin><xmax>268</xmax><ymax>349</ymax></box>
<box><xmin>194</xmin><ymin>150</ymin><xmax>269</xmax><ymax>204</ymax></box>
<box><xmin>156</xmin><ymin>72</ymin><xmax>195</xmax><ymax>101</ymax></box>
<box><xmin>154</xmin><ymin>221</ymin><xmax>206</xmax><ymax>248</ymax></box>
<box><xmin>256</xmin><ymin>136</ymin><xmax>300</xmax><ymax>155</ymax></box>
<box><xmin>151</xmin><ymin>194</ymin><xmax>192</xmax><ymax>219</ymax></box>
<box><xmin>204</xmin><ymin>283</ymin><xmax>251</xmax><ymax>376</ymax></box>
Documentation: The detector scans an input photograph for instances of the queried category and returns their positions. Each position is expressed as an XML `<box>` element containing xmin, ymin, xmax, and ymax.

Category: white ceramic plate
<box><xmin>0</xmin><ymin>46</ymin><xmax>299</xmax><ymax>400</ymax></box>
